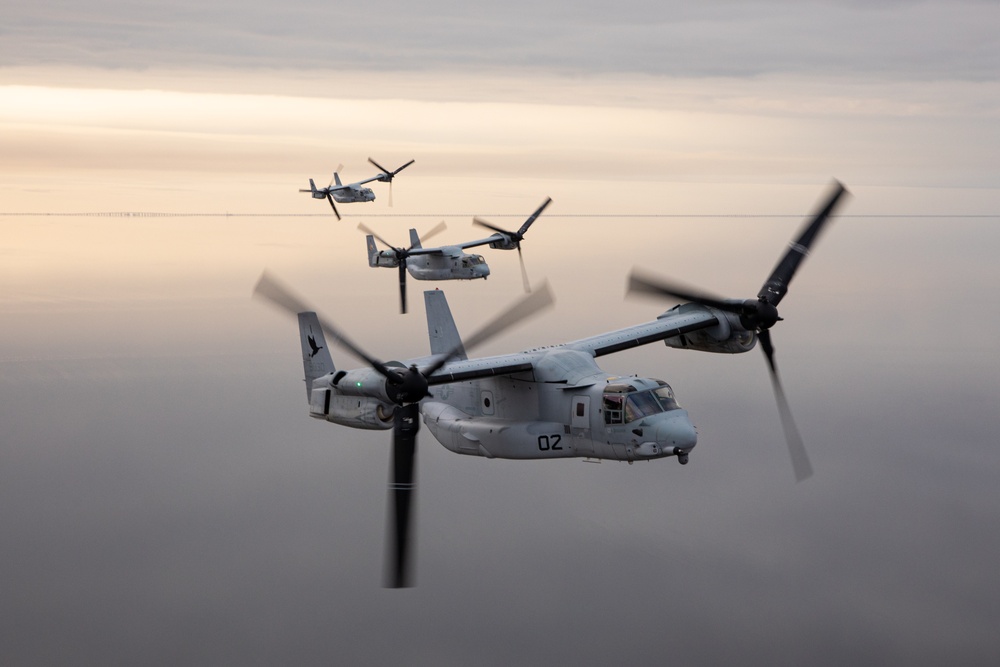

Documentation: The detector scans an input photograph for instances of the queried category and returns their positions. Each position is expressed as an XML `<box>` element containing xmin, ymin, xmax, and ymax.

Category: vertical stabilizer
<box><xmin>408</xmin><ymin>228</ymin><xmax>422</xmax><ymax>249</ymax></box>
<box><xmin>333</xmin><ymin>173</ymin><xmax>343</xmax><ymax>187</ymax></box>
<box><xmin>366</xmin><ymin>235</ymin><xmax>379</xmax><ymax>267</ymax></box>
<box><xmin>424</xmin><ymin>290</ymin><xmax>467</xmax><ymax>359</ymax></box>
<box><xmin>298</xmin><ymin>312</ymin><xmax>335</xmax><ymax>401</ymax></box>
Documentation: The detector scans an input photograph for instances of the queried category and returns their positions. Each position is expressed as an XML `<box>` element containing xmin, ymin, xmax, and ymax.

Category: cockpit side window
<box><xmin>603</xmin><ymin>394</ymin><xmax>624</xmax><ymax>424</ymax></box>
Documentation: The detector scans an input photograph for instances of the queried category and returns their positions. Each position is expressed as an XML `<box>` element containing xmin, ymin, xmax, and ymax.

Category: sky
<box><xmin>2</xmin><ymin>2</ymin><xmax>1000</xmax><ymax>665</ymax></box>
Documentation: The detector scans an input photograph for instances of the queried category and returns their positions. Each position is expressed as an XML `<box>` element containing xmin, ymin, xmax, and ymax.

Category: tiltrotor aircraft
<box><xmin>255</xmin><ymin>181</ymin><xmax>848</xmax><ymax>588</ymax></box>
<box><xmin>360</xmin><ymin>198</ymin><xmax>552</xmax><ymax>314</ymax></box>
<box><xmin>299</xmin><ymin>157</ymin><xmax>415</xmax><ymax>219</ymax></box>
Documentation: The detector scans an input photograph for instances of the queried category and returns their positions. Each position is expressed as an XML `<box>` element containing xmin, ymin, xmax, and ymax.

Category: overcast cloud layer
<box><xmin>4</xmin><ymin>1</ymin><xmax>999</xmax><ymax>80</ymax></box>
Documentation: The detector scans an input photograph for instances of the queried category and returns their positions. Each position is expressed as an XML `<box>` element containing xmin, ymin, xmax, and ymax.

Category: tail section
<box><xmin>366</xmin><ymin>235</ymin><xmax>379</xmax><ymax>267</ymax></box>
<box><xmin>299</xmin><ymin>178</ymin><xmax>319</xmax><ymax>195</ymax></box>
<box><xmin>333</xmin><ymin>173</ymin><xmax>343</xmax><ymax>187</ymax></box>
<box><xmin>408</xmin><ymin>228</ymin><xmax>422</xmax><ymax>249</ymax></box>
<box><xmin>298</xmin><ymin>312</ymin><xmax>335</xmax><ymax>401</ymax></box>
<box><xmin>424</xmin><ymin>290</ymin><xmax>467</xmax><ymax>360</ymax></box>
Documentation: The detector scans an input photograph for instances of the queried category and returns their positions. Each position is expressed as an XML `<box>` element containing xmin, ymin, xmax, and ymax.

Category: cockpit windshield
<box><xmin>603</xmin><ymin>380</ymin><xmax>679</xmax><ymax>425</ymax></box>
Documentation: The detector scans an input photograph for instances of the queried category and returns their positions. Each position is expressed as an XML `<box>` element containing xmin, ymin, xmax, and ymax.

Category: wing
<box><xmin>400</xmin><ymin>235</ymin><xmax>505</xmax><ymax>253</ymax></box>
<box><xmin>416</xmin><ymin>307</ymin><xmax>719</xmax><ymax>385</ymax></box>
<box><xmin>564</xmin><ymin>306</ymin><xmax>720</xmax><ymax>357</ymax></box>
<box><xmin>449</xmin><ymin>234</ymin><xmax>506</xmax><ymax>250</ymax></box>
<box><xmin>350</xmin><ymin>174</ymin><xmax>384</xmax><ymax>186</ymax></box>
<box><xmin>424</xmin><ymin>352</ymin><xmax>537</xmax><ymax>385</ymax></box>
<box><xmin>405</xmin><ymin>245</ymin><xmax>470</xmax><ymax>257</ymax></box>
<box><xmin>404</xmin><ymin>247</ymin><xmax>448</xmax><ymax>256</ymax></box>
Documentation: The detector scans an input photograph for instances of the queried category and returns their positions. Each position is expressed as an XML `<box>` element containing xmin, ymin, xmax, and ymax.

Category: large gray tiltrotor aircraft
<box><xmin>255</xmin><ymin>181</ymin><xmax>848</xmax><ymax>588</ymax></box>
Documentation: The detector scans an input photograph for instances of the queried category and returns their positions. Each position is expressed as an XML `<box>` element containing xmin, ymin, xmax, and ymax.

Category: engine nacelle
<box><xmin>327</xmin><ymin>367</ymin><xmax>398</xmax><ymax>402</ymax></box>
<box><xmin>488</xmin><ymin>235</ymin><xmax>517</xmax><ymax>251</ymax></box>
<box><xmin>309</xmin><ymin>388</ymin><xmax>395</xmax><ymax>430</ymax></box>
<box><xmin>366</xmin><ymin>235</ymin><xmax>400</xmax><ymax>268</ymax></box>
<box><xmin>374</xmin><ymin>251</ymin><xmax>400</xmax><ymax>268</ymax></box>
<box><xmin>306</xmin><ymin>368</ymin><xmax>398</xmax><ymax>429</ymax></box>
<box><xmin>662</xmin><ymin>306</ymin><xmax>757</xmax><ymax>354</ymax></box>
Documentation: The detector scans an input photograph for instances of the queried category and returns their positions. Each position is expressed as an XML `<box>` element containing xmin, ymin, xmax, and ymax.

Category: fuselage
<box><xmin>307</xmin><ymin>348</ymin><xmax>697</xmax><ymax>463</ymax></box>
<box><xmin>369</xmin><ymin>248</ymin><xmax>491</xmax><ymax>281</ymax></box>
<box><xmin>329</xmin><ymin>185</ymin><xmax>375</xmax><ymax>204</ymax></box>
<box><xmin>406</xmin><ymin>251</ymin><xmax>490</xmax><ymax>281</ymax></box>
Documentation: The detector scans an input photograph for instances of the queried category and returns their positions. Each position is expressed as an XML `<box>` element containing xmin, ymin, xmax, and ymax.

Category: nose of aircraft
<box><xmin>656</xmin><ymin>411</ymin><xmax>697</xmax><ymax>452</ymax></box>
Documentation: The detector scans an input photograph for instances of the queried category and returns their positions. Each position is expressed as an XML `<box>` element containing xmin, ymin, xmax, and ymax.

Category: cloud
<box><xmin>4</xmin><ymin>1</ymin><xmax>998</xmax><ymax>80</ymax></box>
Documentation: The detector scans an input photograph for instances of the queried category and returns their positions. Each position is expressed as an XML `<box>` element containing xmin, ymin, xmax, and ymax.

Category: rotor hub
<box><xmin>739</xmin><ymin>298</ymin><xmax>780</xmax><ymax>332</ymax></box>
<box><xmin>386</xmin><ymin>366</ymin><xmax>430</xmax><ymax>405</ymax></box>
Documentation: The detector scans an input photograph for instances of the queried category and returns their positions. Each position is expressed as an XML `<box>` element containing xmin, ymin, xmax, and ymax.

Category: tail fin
<box><xmin>366</xmin><ymin>235</ymin><xmax>379</xmax><ymax>267</ymax></box>
<box><xmin>333</xmin><ymin>173</ymin><xmax>343</xmax><ymax>187</ymax></box>
<box><xmin>424</xmin><ymin>290</ymin><xmax>467</xmax><ymax>360</ymax></box>
<box><xmin>408</xmin><ymin>228</ymin><xmax>422</xmax><ymax>249</ymax></box>
<box><xmin>298</xmin><ymin>312</ymin><xmax>335</xmax><ymax>401</ymax></box>
<box><xmin>309</xmin><ymin>178</ymin><xmax>318</xmax><ymax>193</ymax></box>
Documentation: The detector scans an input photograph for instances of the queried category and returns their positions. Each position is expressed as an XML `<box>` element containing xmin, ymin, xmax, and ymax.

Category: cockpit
<box><xmin>602</xmin><ymin>379</ymin><xmax>680</xmax><ymax>425</ymax></box>
<box><xmin>461</xmin><ymin>255</ymin><xmax>486</xmax><ymax>267</ymax></box>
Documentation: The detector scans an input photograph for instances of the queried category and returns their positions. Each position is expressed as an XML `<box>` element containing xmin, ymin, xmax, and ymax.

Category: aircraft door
<box><xmin>570</xmin><ymin>394</ymin><xmax>594</xmax><ymax>456</ymax></box>
<box><xmin>571</xmin><ymin>395</ymin><xmax>590</xmax><ymax>433</ymax></box>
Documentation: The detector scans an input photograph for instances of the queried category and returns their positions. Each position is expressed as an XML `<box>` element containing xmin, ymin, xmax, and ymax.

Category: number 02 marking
<box><xmin>537</xmin><ymin>434</ymin><xmax>563</xmax><ymax>451</ymax></box>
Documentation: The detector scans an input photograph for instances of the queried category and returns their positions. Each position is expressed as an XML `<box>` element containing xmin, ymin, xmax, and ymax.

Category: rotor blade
<box><xmin>516</xmin><ymin>197</ymin><xmax>552</xmax><ymax>237</ymax></box>
<box><xmin>758</xmin><ymin>329</ymin><xmax>813</xmax><ymax>482</ymax></box>
<box><xmin>413</xmin><ymin>221</ymin><xmax>448</xmax><ymax>248</ymax></box>
<box><xmin>758</xmin><ymin>180</ymin><xmax>849</xmax><ymax>306</ymax></box>
<box><xmin>385</xmin><ymin>403</ymin><xmax>418</xmax><ymax>588</ymax></box>
<box><xmin>326</xmin><ymin>194</ymin><xmax>341</xmax><ymax>220</ymax></box>
<box><xmin>388</xmin><ymin>179</ymin><xmax>394</xmax><ymax>208</ymax></box>
<box><xmin>472</xmin><ymin>217</ymin><xmax>508</xmax><ymax>236</ymax></box>
<box><xmin>461</xmin><ymin>280</ymin><xmax>554</xmax><ymax>352</ymax></box>
<box><xmin>627</xmin><ymin>270</ymin><xmax>740</xmax><ymax>313</ymax></box>
<box><xmin>391</xmin><ymin>159</ymin><xmax>415</xmax><ymax>176</ymax></box>
<box><xmin>517</xmin><ymin>244</ymin><xmax>531</xmax><ymax>293</ymax></box>
<box><xmin>368</xmin><ymin>157</ymin><xmax>390</xmax><ymax>176</ymax></box>
<box><xmin>398</xmin><ymin>261</ymin><xmax>408</xmax><ymax>315</ymax></box>
<box><xmin>423</xmin><ymin>281</ymin><xmax>555</xmax><ymax>376</ymax></box>
<box><xmin>253</xmin><ymin>271</ymin><xmax>396</xmax><ymax>379</ymax></box>
<box><xmin>357</xmin><ymin>222</ymin><xmax>397</xmax><ymax>251</ymax></box>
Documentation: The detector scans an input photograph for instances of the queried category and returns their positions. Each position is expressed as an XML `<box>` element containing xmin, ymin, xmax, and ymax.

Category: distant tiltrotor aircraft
<box><xmin>300</xmin><ymin>157</ymin><xmax>414</xmax><ymax>219</ymax></box>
